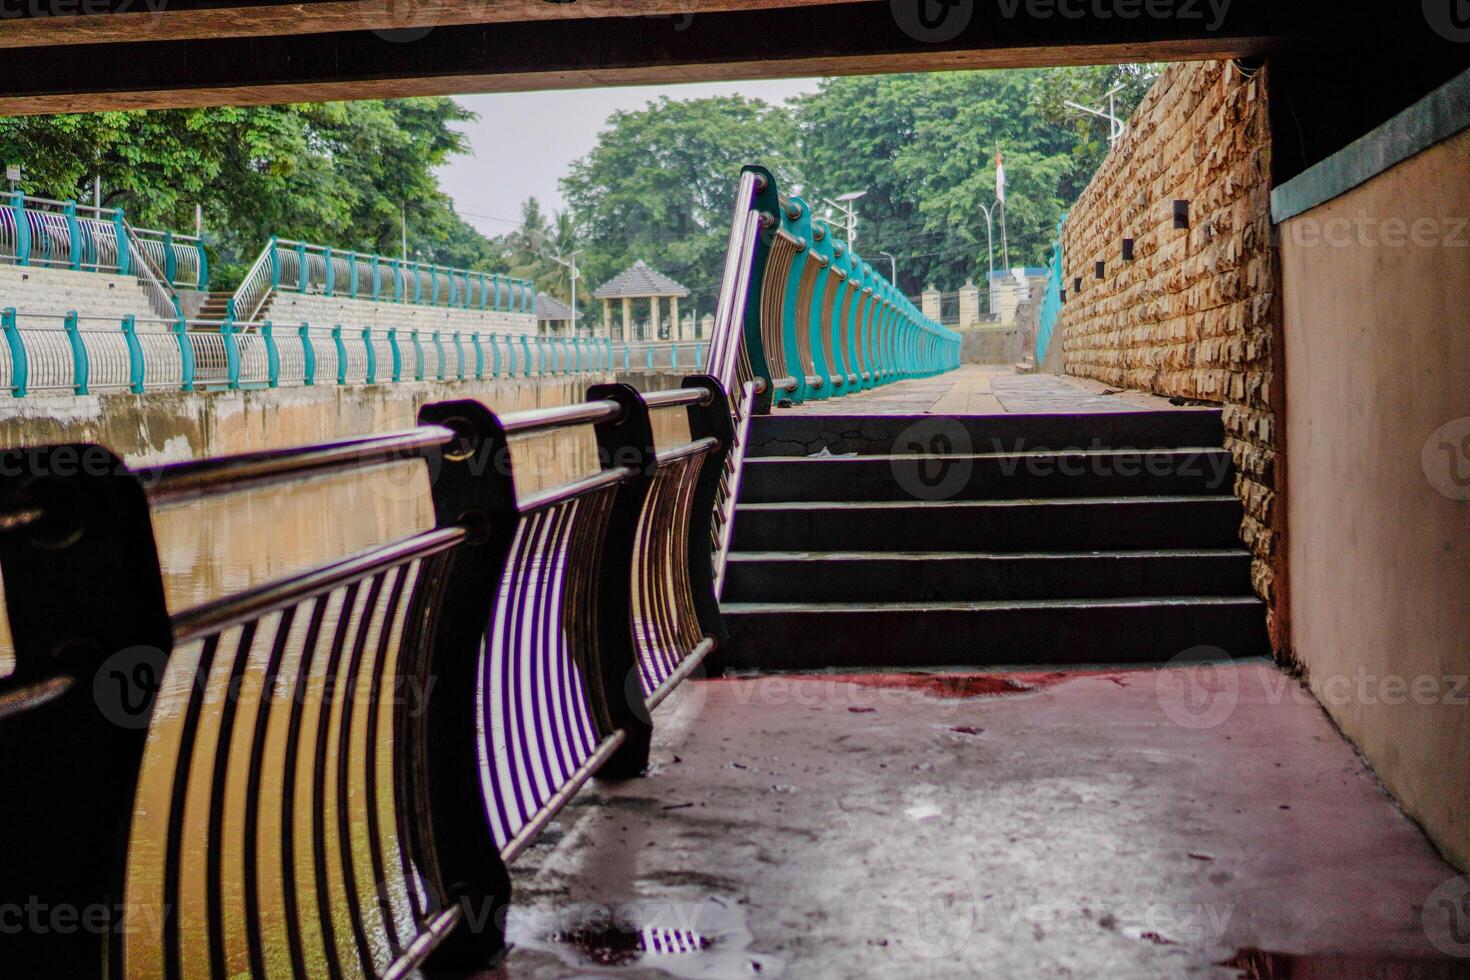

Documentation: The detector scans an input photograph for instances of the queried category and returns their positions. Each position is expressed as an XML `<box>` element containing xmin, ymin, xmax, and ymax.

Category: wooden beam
<box><xmin>0</xmin><ymin>0</ymin><xmax>865</xmax><ymax>50</ymax></box>
<box><xmin>0</xmin><ymin>1</ymin><xmax>1333</xmax><ymax>116</ymax></box>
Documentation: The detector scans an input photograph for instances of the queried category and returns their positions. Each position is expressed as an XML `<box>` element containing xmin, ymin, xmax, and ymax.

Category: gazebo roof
<box><xmin>536</xmin><ymin>293</ymin><xmax>578</xmax><ymax>321</ymax></box>
<box><xmin>591</xmin><ymin>260</ymin><xmax>690</xmax><ymax>300</ymax></box>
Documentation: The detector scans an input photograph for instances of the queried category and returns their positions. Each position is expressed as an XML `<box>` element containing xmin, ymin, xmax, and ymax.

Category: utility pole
<box><xmin>877</xmin><ymin>250</ymin><xmax>898</xmax><ymax>284</ymax></box>
<box><xmin>542</xmin><ymin>248</ymin><xmax>583</xmax><ymax>334</ymax></box>
<box><xmin>998</xmin><ymin>198</ymin><xmax>1010</xmax><ymax>271</ymax></box>
<box><xmin>401</xmin><ymin>204</ymin><xmax>408</xmax><ymax>263</ymax></box>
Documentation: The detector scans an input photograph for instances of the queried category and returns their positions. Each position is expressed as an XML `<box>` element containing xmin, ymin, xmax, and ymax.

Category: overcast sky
<box><xmin>437</xmin><ymin>78</ymin><xmax>822</xmax><ymax>238</ymax></box>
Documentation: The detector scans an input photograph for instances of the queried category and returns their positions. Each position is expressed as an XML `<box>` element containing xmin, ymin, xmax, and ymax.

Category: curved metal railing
<box><xmin>1036</xmin><ymin>214</ymin><xmax>1067</xmax><ymax>366</ymax></box>
<box><xmin>0</xmin><ymin>377</ymin><xmax>732</xmax><ymax>975</ymax></box>
<box><xmin>697</xmin><ymin>165</ymin><xmax>961</xmax><ymax>591</ymax></box>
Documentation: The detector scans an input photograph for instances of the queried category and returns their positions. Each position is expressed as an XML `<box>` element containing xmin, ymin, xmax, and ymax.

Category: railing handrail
<box><xmin>231</xmin><ymin>236</ymin><xmax>538</xmax><ymax>325</ymax></box>
<box><xmin>0</xmin><ymin>306</ymin><xmax>629</xmax><ymax>397</ymax></box>
<box><xmin>119</xmin><ymin>217</ymin><xmax>182</xmax><ymax>320</ymax></box>
<box><xmin>1036</xmin><ymin>213</ymin><xmax>1067</xmax><ymax>366</ymax></box>
<box><xmin>0</xmin><ymin>378</ymin><xmax>731</xmax><ymax>974</ymax></box>
<box><xmin>1</xmin><ymin>192</ymin><xmax>207</xmax><ymax>290</ymax></box>
<box><xmin>233</xmin><ymin>240</ymin><xmax>277</xmax><ymax>324</ymax></box>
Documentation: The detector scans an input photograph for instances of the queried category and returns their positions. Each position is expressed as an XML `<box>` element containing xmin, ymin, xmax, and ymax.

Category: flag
<box><xmin>995</xmin><ymin>147</ymin><xmax>1006</xmax><ymax>204</ymax></box>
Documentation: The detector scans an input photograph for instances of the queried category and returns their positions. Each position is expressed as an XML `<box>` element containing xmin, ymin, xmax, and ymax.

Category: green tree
<box><xmin>0</xmin><ymin>98</ymin><xmax>500</xmax><ymax>289</ymax></box>
<box><xmin>793</xmin><ymin>67</ymin><xmax>1159</xmax><ymax>296</ymax></box>
<box><xmin>492</xmin><ymin>198</ymin><xmax>582</xmax><ymax>302</ymax></box>
<box><xmin>560</xmin><ymin>95</ymin><xmax>799</xmax><ymax>313</ymax></box>
<box><xmin>1035</xmin><ymin>63</ymin><xmax>1160</xmax><ymax>200</ymax></box>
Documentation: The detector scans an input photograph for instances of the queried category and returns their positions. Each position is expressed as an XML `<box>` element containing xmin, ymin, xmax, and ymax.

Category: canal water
<box><xmin>0</xmin><ymin>402</ymin><xmax>690</xmax><ymax>673</ymax></box>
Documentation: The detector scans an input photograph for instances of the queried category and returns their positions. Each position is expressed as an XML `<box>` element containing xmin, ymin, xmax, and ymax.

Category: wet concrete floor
<box><xmin>493</xmin><ymin>663</ymin><xmax>1467</xmax><ymax>978</ymax></box>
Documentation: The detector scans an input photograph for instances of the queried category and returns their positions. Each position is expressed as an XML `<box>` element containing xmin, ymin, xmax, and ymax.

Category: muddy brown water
<box><xmin>0</xmin><ymin>403</ymin><xmax>690</xmax><ymax>675</ymax></box>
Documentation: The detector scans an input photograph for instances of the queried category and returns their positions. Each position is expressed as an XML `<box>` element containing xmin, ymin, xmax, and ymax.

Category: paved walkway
<box><xmin>780</xmin><ymin>365</ymin><xmax>1183</xmax><ymax>416</ymax></box>
<box><xmin>492</xmin><ymin>366</ymin><xmax>1465</xmax><ymax>978</ymax></box>
<box><xmin>498</xmin><ymin>663</ymin><xmax>1466</xmax><ymax>978</ymax></box>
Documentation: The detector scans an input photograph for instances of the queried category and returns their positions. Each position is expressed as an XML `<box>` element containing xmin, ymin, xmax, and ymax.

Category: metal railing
<box><xmin>0</xmin><ymin>380</ymin><xmax>730</xmax><ymax>975</ymax></box>
<box><xmin>0</xmin><ymin>161</ymin><xmax>961</xmax><ymax>978</ymax></box>
<box><xmin>0</xmin><ymin>193</ymin><xmax>205</xmax><ymax>292</ymax></box>
<box><xmin>1036</xmin><ymin>214</ymin><xmax>1066</xmax><ymax>366</ymax></box>
<box><xmin>0</xmin><ymin>310</ymin><xmax>618</xmax><ymax>396</ymax></box>
<box><xmin>232</xmin><ymin>238</ymin><xmax>537</xmax><ymax>326</ymax></box>
<box><xmin>697</xmin><ymin>164</ymin><xmax>962</xmax><ymax>591</ymax></box>
<box><xmin>610</xmin><ymin>339</ymin><xmax>708</xmax><ymax>373</ymax></box>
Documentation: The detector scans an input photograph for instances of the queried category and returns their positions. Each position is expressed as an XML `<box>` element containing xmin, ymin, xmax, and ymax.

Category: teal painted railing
<box><xmin>701</xmin><ymin>166</ymin><xmax>963</xmax><ymax>594</ymax></box>
<box><xmin>610</xmin><ymin>340</ymin><xmax>707</xmax><ymax>373</ymax></box>
<box><xmin>730</xmin><ymin>183</ymin><xmax>960</xmax><ymax>407</ymax></box>
<box><xmin>0</xmin><ymin>312</ymin><xmax>626</xmax><ymax>397</ymax></box>
<box><xmin>231</xmin><ymin>238</ymin><xmax>536</xmax><ymax>325</ymax></box>
<box><xmin>0</xmin><ymin>193</ymin><xmax>207</xmax><ymax>291</ymax></box>
<box><xmin>1036</xmin><ymin>214</ymin><xmax>1066</xmax><ymax>366</ymax></box>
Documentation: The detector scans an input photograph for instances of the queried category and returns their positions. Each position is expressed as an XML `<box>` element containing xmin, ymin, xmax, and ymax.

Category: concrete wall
<box><xmin>1280</xmin><ymin>129</ymin><xmax>1470</xmax><ymax>870</ymax></box>
<box><xmin>960</xmin><ymin>326</ymin><xmax>1023</xmax><ymax>365</ymax></box>
<box><xmin>1056</xmin><ymin>61</ymin><xmax>1282</xmax><ymax>645</ymax></box>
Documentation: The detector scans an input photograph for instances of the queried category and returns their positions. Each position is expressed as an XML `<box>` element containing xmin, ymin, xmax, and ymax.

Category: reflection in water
<box><xmin>0</xmin><ymin>417</ymin><xmax>662</xmax><ymax>666</ymax></box>
<box><xmin>513</xmin><ymin>896</ymin><xmax>784</xmax><ymax>978</ymax></box>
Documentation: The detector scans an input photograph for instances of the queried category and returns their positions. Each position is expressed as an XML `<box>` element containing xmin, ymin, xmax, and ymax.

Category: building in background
<box><xmin>536</xmin><ymin>292</ymin><xmax>578</xmax><ymax>335</ymax></box>
<box><xmin>989</xmin><ymin>267</ymin><xmax>1049</xmax><ymax>323</ymax></box>
<box><xmin>591</xmin><ymin>260</ymin><xmax>692</xmax><ymax>341</ymax></box>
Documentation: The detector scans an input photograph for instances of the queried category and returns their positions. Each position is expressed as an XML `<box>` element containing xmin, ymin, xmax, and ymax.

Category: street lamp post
<box><xmin>977</xmin><ymin>202</ymin><xmax>995</xmax><ymax>281</ymax></box>
<box><xmin>823</xmin><ymin>190</ymin><xmax>867</xmax><ymax>246</ymax></box>
<box><xmin>877</xmin><ymin>250</ymin><xmax>898</xmax><ymax>284</ymax></box>
<box><xmin>542</xmin><ymin>248</ymin><xmax>583</xmax><ymax>334</ymax></box>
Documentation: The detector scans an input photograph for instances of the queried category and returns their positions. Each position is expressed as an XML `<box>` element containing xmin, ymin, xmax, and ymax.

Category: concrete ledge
<box><xmin>1271</xmin><ymin>66</ymin><xmax>1470</xmax><ymax>222</ymax></box>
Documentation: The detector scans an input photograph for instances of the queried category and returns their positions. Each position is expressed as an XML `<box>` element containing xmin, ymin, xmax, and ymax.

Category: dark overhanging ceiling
<box><xmin>0</xmin><ymin>1</ymin><xmax>1389</xmax><ymax>115</ymax></box>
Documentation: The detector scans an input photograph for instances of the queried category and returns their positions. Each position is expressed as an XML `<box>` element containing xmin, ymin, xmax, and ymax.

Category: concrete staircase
<box><xmin>721</xmin><ymin>410</ymin><xmax>1269</xmax><ymax>668</ymax></box>
<box><xmin>196</xmin><ymin>290</ymin><xmax>237</xmax><ymax>322</ymax></box>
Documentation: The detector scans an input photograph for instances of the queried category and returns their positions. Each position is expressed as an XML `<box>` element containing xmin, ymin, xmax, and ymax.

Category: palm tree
<box><xmin>504</xmin><ymin>197</ymin><xmax>581</xmax><ymax>302</ymax></box>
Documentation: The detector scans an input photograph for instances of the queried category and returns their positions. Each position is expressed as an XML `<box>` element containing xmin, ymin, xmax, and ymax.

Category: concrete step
<box><xmin>722</xmin><ymin>549</ymin><xmax>1255</xmax><ymax>603</ymax></box>
<box><xmin>730</xmin><ymin>496</ymin><xmax>1245</xmax><ymax>553</ymax></box>
<box><xmin>721</xmin><ymin>596</ymin><xmax>1271</xmax><ymax>668</ymax></box>
<box><xmin>740</xmin><ymin>448</ymin><xmax>1235</xmax><ymax>502</ymax></box>
<box><xmin>747</xmin><ymin>410</ymin><xmax>1224</xmax><ymax>458</ymax></box>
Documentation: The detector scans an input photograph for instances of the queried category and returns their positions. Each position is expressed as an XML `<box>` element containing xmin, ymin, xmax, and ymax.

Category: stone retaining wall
<box><xmin>1057</xmin><ymin>60</ymin><xmax>1283</xmax><ymax>649</ymax></box>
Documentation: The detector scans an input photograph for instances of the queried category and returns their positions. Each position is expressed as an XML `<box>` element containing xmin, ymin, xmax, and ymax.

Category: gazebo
<box><xmin>535</xmin><ymin>293</ymin><xmax>579</xmax><ymax>335</ymax></box>
<box><xmin>590</xmin><ymin>260</ymin><xmax>691</xmax><ymax>341</ymax></box>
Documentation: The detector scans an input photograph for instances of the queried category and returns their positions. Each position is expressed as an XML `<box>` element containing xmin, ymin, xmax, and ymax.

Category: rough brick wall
<box><xmin>1058</xmin><ymin>61</ymin><xmax>1282</xmax><ymax>648</ymax></box>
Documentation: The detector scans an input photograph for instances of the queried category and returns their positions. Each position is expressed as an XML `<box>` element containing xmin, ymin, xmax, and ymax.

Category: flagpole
<box><xmin>995</xmin><ymin>146</ymin><xmax>1011</xmax><ymax>271</ymax></box>
<box><xmin>999</xmin><ymin>199</ymin><xmax>1010</xmax><ymax>270</ymax></box>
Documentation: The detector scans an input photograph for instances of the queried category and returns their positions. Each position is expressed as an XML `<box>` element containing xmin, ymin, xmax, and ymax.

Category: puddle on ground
<box><xmin>1219</xmin><ymin>948</ymin><xmax>1470</xmax><ymax>978</ymax></box>
<box><xmin>903</xmin><ymin>801</ymin><xmax>943</xmax><ymax>821</ymax></box>
<box><xmin>510</xmin><ymin>895</ymin><xmax>784</xmax><ymax>978</ymax></box>
<box><xmin>819</xmin><ymin>672</ymin><xmax>1078</xmax><ymax>699</ymax></box>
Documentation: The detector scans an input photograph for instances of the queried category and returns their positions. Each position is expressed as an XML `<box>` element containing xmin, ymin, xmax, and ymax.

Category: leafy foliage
<box><xmin>560</xmin><ymin>67</ymin><xmax>1157</xmax><ymax>307</ymax></box>
<box><xmin>0</xmin><ymin>99</ymin><xmax>500</xmax><ymax>289</ymax></box>
<box><xmin>796</xmin><ymin>66</ymin><xmax>1158</xmax><ymax>295</ymax></box>
<box><xmin>0</xmin><ymin>66</ymin><xmax>1159</xmax><ymax>309</ymax></box>
<box><xmin>561</xmin><ymin>95</ymin><xmax>799</xmax><ymax>316</ymax></box>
